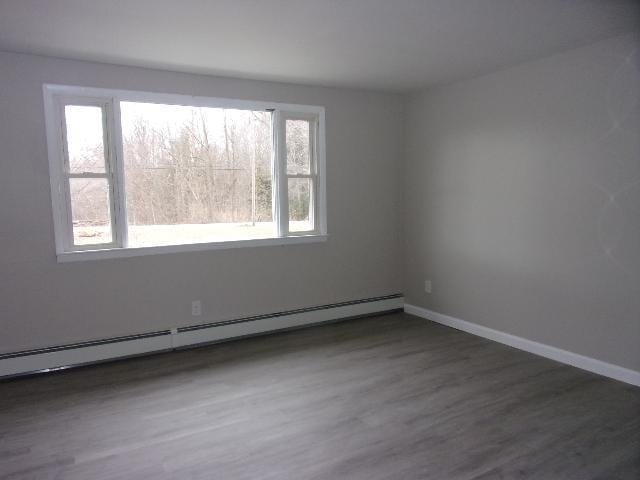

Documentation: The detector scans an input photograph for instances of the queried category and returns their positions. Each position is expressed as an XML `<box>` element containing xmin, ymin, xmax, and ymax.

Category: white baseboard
<box><xmin>0</xmin><ymin>295</ymin><xmax>403</xmax><ymax>378</ymax></box>
<box><xmin>404</xmin><ymin>304</ymin><xmax>640</xmax><ymax>387</ymax></box>
<box><xmin>8</xmin><ymin>298</ymin><xmax>634</xmax><ymax>387</ymax></box>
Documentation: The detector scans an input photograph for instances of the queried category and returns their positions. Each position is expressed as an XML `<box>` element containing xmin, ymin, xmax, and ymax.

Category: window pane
<box><xmin>120</xmin><ymin>102</ymin><xmax>274</xmax><ymax>247</ymax></box>
<box><xmin>288</xmin><ymin>178</ymin><xmax>314</xmax><ymax>232</ymax></box>
<box><xmin>286</xmin><ymin>119</ymin><xmax>310</xmax><ymax>175</ymax></box>
<box><xmin>69</xmin><ymin>178</ymin><xmax>113</xmax><ymax>245</ymax></box>
<box><xmin>65</xmin><ymin>105</ymin><xmax>106</xmax><ymax>173</ymax></box>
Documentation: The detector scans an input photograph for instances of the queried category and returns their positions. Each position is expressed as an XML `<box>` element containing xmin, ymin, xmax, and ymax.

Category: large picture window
<box><xmin>44</xmin><ymin>85</ymin><xmax>326</xmax><ymax>261</ymax></box>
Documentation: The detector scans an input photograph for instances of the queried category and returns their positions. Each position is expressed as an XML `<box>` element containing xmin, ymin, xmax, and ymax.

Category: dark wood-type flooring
<box><xmin>1</xmin><ymin>313</ymin><xmax>639</xmax><ymax>479</ymax></box>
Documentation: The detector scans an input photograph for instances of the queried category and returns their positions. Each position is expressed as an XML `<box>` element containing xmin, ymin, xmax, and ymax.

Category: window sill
<box><xmin>56</xmin><ymin>234</ymin><xmax>328</xmax><ymax>263</ymax></box>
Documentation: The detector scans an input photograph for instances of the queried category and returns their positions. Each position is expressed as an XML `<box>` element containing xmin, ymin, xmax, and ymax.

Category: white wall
<box><xmin>404</xmin><ymin>33</ymin><xmax>640</xmax><ymax>370</ymax></box>
<box><xmin>0</xmin><ymin>52</ymin><xmax>404</xmax><ymax>353</ymax></box>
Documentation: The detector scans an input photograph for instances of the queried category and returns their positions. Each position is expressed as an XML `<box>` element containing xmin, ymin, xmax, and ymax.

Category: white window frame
<box><xmin>43</xmin><ymin>84</ymin><xmax>327</xmax><ymax>262</ymax></box>
<box><xmin>275</xmin><ymin>111</ymin><xmax>322</xmax><ymax>237</ymax></box>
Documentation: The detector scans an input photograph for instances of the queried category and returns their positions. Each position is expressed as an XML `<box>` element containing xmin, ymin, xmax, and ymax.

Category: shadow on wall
<box><xmin>593</xmin><ymin>46</ymin><xmax>640</xmax><ymax>281</ymax></box>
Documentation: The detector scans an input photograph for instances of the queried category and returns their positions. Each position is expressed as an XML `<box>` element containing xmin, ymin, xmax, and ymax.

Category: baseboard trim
<box><xmin>404</xmin><ymin>304</ymin><xmax>640</xmax><ymax>387</ymax></box>
<box><xmin>0</xmin><ymin>294</ymin><xmax>404</xmax><ymax>378</ymax></box>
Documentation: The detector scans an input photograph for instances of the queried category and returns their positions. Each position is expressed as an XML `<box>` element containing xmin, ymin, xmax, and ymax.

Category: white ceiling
<box><xmin>0</xmin><ymin>0</ymin><xmax>638</xmax><ymax>92</ymax></box>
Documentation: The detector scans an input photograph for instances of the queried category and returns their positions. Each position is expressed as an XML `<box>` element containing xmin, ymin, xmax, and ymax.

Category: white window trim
<box><xmin>278</xmin><ymin>111</ymin><xmax>322</xmax><ymax>237</ymax></box>
<box><xmin>43</xmin><ymin>84</ymin><xmax>327</xmax><ymax>262</ymax></box>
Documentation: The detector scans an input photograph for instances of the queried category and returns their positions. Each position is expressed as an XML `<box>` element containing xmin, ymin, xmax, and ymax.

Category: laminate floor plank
<box><xmin>0</xmin><ymin>313</ymin><xmax>638</xmax><ymax>479</ymax></box>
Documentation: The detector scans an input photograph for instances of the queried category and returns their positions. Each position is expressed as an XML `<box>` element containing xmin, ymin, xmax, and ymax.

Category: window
<box><xmin>43</xmin><ymin>85</ymin><xmax>326</xmax><ymax>261</ymax></box>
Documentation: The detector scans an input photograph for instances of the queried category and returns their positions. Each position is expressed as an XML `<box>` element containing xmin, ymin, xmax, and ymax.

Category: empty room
<box><xmin>0</xmin><ymin>1</ymin><xmax>639</xmax><ymax>478</ymax></box>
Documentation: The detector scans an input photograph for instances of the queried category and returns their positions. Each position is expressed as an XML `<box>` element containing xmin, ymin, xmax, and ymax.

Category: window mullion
<box><xmin>97</xmin><ymin>99</ymin><xmax>119</xmax><ymax>249</ymax></box>
<box><xmin>310</xmin><ymin>117</ymin><xmax>319</xmax><ymax>233</ymax></box>
<box><xmin>109</xmin><ymin>99</ymin><xmax>128</xmax><ymax>248</ymax></box>
<box><xmin>274</xmin><ymin>111</ymin><xmax>288</xmax><ymax>237</ymax></box>
<box><xmin>57</xmin><ymin>99</ymin><xmax>74</xmax><ymax>252</ymax></box>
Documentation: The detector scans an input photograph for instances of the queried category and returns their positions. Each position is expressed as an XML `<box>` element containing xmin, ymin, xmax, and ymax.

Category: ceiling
<box><xmin>0</xmin><ymin>0</ymin><xmax>638</xmax><ymax>92</ymax></box>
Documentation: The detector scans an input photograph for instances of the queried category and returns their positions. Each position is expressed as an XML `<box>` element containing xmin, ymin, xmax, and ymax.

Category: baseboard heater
<box><xmin>0</xmin><ymin>294</ymin><xmax>404</xmax><ymax>378</ymax></box>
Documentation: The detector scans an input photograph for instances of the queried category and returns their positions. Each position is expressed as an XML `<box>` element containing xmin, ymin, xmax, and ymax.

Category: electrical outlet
<box><xmin>424</xmin><ymin>280</ymin><xmax>432</xmax><ymax>294</ymax></box>
<box><xmin>191</xmin><ymin>300</ymin><xmax>202</xmax><ymax>316</ymax></box>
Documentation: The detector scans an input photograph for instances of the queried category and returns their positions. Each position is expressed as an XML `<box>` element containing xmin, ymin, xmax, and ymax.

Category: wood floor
<box><xmin>0</xmin><ymin>313</ymin><xmax>638</xmax><ymax>480</ymax></box>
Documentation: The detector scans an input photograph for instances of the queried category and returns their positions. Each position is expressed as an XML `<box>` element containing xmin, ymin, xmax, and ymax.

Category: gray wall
<box><xmin>2</xmin><ymin>33</ymin><xmax>638</xmax><ymax>371</ymax></box>
<box><xmin>404</xmin><ymin>33</ymin><xmax>640</xmax><ymax>371</ymax></box>
<box><xmin>0</xmin><ymin>52</ymin><xmax>404</xmax><ymax>353</ymax></box>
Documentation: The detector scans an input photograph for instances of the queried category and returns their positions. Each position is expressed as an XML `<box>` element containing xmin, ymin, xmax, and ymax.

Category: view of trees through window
<box><xmin>121</xmin><ymin>103</ymin><xmax>274</xmax><ymax>246</ymax></box>
<box><xmin>286</xmin><ymin>119</ymin><xmax>313</xmax><ymax>232</ymax></box>
<box><xmin>65</xmin><ymin>102</ymin><xmax>315</xmax><ymax>247</ymax></box>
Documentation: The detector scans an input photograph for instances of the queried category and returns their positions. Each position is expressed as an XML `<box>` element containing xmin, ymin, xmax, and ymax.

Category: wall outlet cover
<box><xmin>191</xmin><ymin>300</ymin><xmax>202</xmax><ymax>316</ymax></box>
